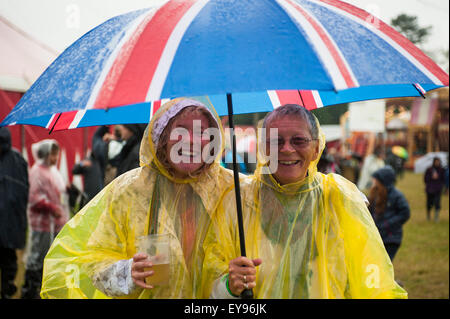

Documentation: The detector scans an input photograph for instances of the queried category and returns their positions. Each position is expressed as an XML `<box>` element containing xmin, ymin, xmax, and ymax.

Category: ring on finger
<box><xmin>243</xmin><ymin>275</ymin><xmax>247</xmax><ymax>283</ymax></box>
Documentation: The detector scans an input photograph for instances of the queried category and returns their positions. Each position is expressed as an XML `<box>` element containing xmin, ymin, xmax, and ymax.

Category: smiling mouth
<box><xmin>278</xmin><ymin>160</ymin><xmax>301</xmax><ymax>166</ymax></box>
<box><xmin>178</xmin><ymin>149</ymin><xmax>201</xmax><ymax>157</ymax></box>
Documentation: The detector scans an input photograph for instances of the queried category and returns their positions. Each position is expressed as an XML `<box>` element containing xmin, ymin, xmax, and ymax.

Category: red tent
<box><xmin>0</xmin><ymin>17</ymin><xmax>100</xmax><ymax>187</ymax></box>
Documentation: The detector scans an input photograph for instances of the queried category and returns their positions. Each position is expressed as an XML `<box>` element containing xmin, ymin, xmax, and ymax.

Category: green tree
<box><xmin>312</xmin><ymin>103</ymin><xmax>348</xmax><ymax>125</ymax></box>
<box><xmin>390</xmin><ymin>14</ymin><xmax>432</xmax><ymax>45</ymax></box>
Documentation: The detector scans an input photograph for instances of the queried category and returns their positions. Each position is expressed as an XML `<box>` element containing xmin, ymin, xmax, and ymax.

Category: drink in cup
<box><xmin>136</xmin><ymin>234</ymin><xmax>170</xmax><ymax>286</ymax></box>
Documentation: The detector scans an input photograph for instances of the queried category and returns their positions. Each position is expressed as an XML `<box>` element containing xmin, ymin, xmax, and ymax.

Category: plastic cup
<box><xmin>136</xmin><ymin>234</ymin><xmax>170</xmax><ymax>286</ymax></box>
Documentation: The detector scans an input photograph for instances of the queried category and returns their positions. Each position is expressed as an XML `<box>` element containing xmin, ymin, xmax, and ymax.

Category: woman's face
<box><xmin>433</xmin><ymin>159</ymin><xmax>441</xmax><ymax>167</ymax></box>
<box><xmin>165</xmin><ymin>111</ymin><xmax>211</xmax><ymax>178</ymax></box>
<box><xmin>265</xmin><ymin>115</ymin><xmax>319</xmax><ymax>185</ymax></box>
<box><xmin>371</xmin><ymin>177</ymin><xmax>381</xmax><ymax>189</ymax></box>
<box><xmin>117</xmin><ymin>125</ymin><xmax>133</xmax><ymax>141</ymax></box>
<box><xmin>45</xmin><ymin>149</ymin><xmax>59</xmax><ymax>166</ymax></box>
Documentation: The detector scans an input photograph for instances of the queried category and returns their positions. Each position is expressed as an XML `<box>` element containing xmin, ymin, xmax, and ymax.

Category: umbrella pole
<box><xmin>226</xmin><ymin>93</ymin><xmax>253</xmax><ymax>299</ymax></box>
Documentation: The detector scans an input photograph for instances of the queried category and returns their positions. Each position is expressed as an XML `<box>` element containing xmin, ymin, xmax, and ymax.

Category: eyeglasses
<box><xmin>266</xmin><ymin>136</ymin><xmax>318</xmax><ymax>149</ymax></box>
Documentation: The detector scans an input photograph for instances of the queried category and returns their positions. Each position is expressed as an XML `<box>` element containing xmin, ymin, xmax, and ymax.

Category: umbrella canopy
<box><xmin>414</xmin><ymin>152</ymin><xmax>448</xmax><ymax>174</ymax></box>
<box><xmin>1</xmin><ymin>0</ymin><xmax>448</xmax><ymax>130</ymax></box>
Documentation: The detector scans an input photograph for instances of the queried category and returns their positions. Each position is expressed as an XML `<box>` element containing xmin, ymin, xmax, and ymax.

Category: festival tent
<box><xmin>0</xmin><ymin>16</ymin><xmax>99</xmax><ymax>186</ymax></box>
<box><xmin>405</xmin><ymin>92</ymin><xmax>440</xmax><ymax>166</ymax></box>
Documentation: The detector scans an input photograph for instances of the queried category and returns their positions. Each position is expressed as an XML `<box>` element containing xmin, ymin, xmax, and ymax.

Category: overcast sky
<box><xmin>0</xmin><ymin>0</ymin><xmax>448</xmax><ymax>61</ymax></box>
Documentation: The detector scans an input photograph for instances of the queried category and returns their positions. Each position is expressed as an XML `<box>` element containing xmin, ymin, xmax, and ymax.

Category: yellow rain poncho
<box><xmin>41</xmin><ymin>98</ymin><xmax>235</xmax><ymax>299</ymax></box>
<box><xmin>203</xmin><ymin>113</ymin><xmax>407</xmax><ymax>299</ymax></box>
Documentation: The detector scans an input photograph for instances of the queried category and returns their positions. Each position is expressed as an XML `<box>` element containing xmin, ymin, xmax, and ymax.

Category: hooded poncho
<box><xmin>203</xmin><ymin>115</ymin><xmax>407</xmax><ymax>299</ymax></box>
<box><xmin>41</xmin><ymin>98</ymin><xmax>235</xmax><ymax>299</ymax></box>
<box><xmin>28</xmin><ymin>139</ymin><xmax>69</xmax><ymax>233</ymax></box>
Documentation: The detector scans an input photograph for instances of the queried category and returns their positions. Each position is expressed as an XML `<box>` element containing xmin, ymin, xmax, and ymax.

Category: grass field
<box><xmin>10</xmin><ymin>171</ymin><xmax>449</xmax><ymax>299</ymax></box>
<box><xmin>392</xmin><ymin>171</ymin><xmax>449</xmax><ymax>299</ymax></box>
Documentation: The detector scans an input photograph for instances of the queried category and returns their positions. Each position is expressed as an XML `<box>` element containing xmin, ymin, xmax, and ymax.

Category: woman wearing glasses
<box><xmin>204</xmin><ymin>104</ymin><xmax>407</xmax><ymax>299</ymax></box>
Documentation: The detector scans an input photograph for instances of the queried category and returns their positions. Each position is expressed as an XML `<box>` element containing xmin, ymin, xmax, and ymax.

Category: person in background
<box><xmin>102</xmin><ymin>126</ymin><xmax>124</xmax><ymax>186</ymax></box>
<box><xmin>109</xmin><ymin>124</ymin><xmax>147</xmax><ymax>177</ymax></box>
<box><xmin>21</xmin><ymin>139</ymin><xmax>69</xmax><ymax>299</ymax></box>
<box><xmin>317</xmin><ymin>146</ymin><xmax>341</xmax><ymax>175</ymax></box>
<box><xmin>72</xmin><ymin>126</ymin><xmax>109</xmax><ymax>205</ymax></box>
<box><xmin>424</xmin><ymin>157</ymin><xmax>446</xmax><ymax>222</ymax></box>
<box><xmin>0</xmin><ymin>127</ymin><xmax>29</xmax><ymax>299</ymax></box>
<box><xmin>219</xmin><ymin>116</ymin><xmax>248</xmax><ymax>174</ymax></box>
<box><xmin>384</xmin><ymin>148</ymin><xmax>407</xmax><ymax>179</ymax></box>
<box><xmin>368</xmin><ymin>166</ymin><xmax>410</xmax><ymax>261</ymax></box>
<box><xmin>357</xmin><ymin>145</ymin><xmax>385</xmax><ymax>192</ymax></box>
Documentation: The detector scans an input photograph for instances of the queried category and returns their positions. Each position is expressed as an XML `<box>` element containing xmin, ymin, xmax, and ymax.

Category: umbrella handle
<box><xmin>227</xmin><ymin>93</ymin><xmax>254</xmax><ymax>299</ymax></box>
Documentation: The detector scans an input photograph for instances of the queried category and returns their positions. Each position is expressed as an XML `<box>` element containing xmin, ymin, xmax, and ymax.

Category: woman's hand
<box><xmin>131</xmin><ymin>253</ymin><xmax>155</xmax><ymax>289</ymax></box>
<box><xmin>228</xmin><ymin>257</ymin><xmax>262</xmax><ymax>296</ymax></box>
<box><xmin>102</xmin><ymin>133</ymin><xmax>116</xmax><ymax>143</ymax></box>
<box><xmin>52</xmin><ymin>207</ymin><xmax>62</xmax><ymax>218</ymax></box>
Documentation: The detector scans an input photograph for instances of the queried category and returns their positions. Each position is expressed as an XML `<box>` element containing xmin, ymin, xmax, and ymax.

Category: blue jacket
<box><xmin>370</xmin><ymin>166</ymin><xmax>410</xmax><ymax>244</ymax></box>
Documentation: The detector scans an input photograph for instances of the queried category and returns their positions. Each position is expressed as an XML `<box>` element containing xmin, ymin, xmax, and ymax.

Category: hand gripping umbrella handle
<box><xmin>227</xmin><ymin>93</ymin><xmax>254</xmax><ymax>299</ymax></box>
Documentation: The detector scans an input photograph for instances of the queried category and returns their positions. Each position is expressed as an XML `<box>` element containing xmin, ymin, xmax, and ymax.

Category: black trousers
<box><xmin>426</xmin><ymin>191</ymin><xmax>442</xmax><ymax>211</ymax></box>
<box><xmin>0</xmin><ymin>247</ymin><xmax>18</xmax><ymax>299</ymax></box>
<box><xmin>21</xmin><ymin>268</ymin><xmax>42</xmax><ymax>299</ymax></box>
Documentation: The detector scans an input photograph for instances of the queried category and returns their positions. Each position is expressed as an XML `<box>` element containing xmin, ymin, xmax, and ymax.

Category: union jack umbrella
<box><xmin>2</xmin><ymin>0</ymin><xmax>448</xmax><ymax>298</ymax></box>
<box><xmin>1</xmin><ymin>0</ymin><xmax>447</xmax><ymax>130</ymax></box>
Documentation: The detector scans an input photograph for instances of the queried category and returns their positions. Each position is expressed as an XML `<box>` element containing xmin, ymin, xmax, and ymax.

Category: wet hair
<box><xmin>433</xmin><ymin>157</ymin><xmax>441</xmax><ymax>166</ymax></box>
<box><xmin>373</xmin><ymin>146</ymin><xmax>384</xmax><ymax>157</ymax></box>
<box><xmin>37</xmin><ymin>141</ymin><xmax>60</xmax><ymax>159</ymax></box>
<box><xmin>262</xmin><ymin>104</ymin><xmax>319</xmax><ymax>139</ymax></box>
<box><xmin>156</xmin><ymin>106</ymin><xmax>219</xmax><ymax>177</ymax></box>
<box><xmin>368</xmin><ymin>179</ymin><xmax>387</xmax><ymax>216</ymax></box>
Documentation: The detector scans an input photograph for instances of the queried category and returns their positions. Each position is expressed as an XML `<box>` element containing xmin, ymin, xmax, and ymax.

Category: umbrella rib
<box><xmin>297</xmin><ymin>90</ymin><xmax>306</xmax><ymax>108</ymax></box>
<box><xmin>48</xmin><ymin>113</ymin><xmax>62</xmax><ymax>135</ymax></box>
<box><xmin>413</xmin><ymin>83</ymin><xmax>427</xmax><ymax>99</ymax></box>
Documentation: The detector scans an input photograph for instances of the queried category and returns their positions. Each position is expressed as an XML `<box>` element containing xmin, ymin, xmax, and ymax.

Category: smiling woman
<box><xmin>203</xmin><ymin>104</ymin><xmax>408</xmax><ymax>299</ymax></box>
<box><xmin>40</xmin><ymin>98</ymin><xmax>235</xmax><ymax>299</ymax></box>
<box><xmin>156</xmin><ymin>105</ymin><xmax>220</xmax><ymax>179</ymax></box>
<box><xmin>263</xmin><ymin>104</ymin><xmax>320</xmax><ymax>185</ymax></box>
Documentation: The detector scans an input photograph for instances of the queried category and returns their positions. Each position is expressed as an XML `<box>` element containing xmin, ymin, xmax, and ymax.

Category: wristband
<box><xmin>225</xmin><ymin>274</ymin><xmax>240</xmax><ymax>298</ymax></box>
